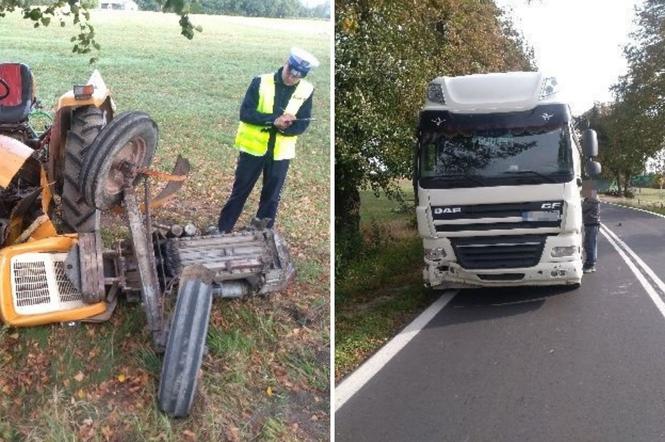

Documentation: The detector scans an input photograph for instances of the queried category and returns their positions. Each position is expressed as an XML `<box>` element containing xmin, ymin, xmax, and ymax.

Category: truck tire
<box><xmin>158</xmin><ymin>277</ymin><xmax>213</xmax><ymax>418</ymax></box>
<box><xmin>80</xmin><ymin>111</ymin><xmax>157</xmax><ymax>210</ymax></box>
<box><xmin>61</xmin><ymin>106</ymin><xmax>105</xmax><ymax>233</ymax></box>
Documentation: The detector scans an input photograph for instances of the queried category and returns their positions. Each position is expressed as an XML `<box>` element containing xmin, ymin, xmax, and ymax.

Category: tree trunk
<box><xmin>623</xmin><ymin>174</ymin><xmax>632</xmax><ymax>197</ymax></box>
<box><xmin>335</xmin><ymin>159</ymin><xmax>362</xmax><ymax>273</ymax></box>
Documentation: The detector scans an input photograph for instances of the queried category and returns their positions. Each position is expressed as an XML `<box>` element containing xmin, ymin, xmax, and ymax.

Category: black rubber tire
<box><xmin>158</xmin><ymin>278</ymin><xmax>213</xmax><ymax>418</ymax></box>
<box><xmin>80</xmin><ymin>111</ymin><xmax>158</xmax><ymax>210</ymax></box>
<box><xmin>61</xmin><ymin>106</ymin><xmax>105</xmax><ymax>233</ymax></box>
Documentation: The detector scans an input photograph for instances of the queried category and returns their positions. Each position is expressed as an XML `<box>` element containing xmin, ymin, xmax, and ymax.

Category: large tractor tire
<box><xmin>61</xmin><ymin>106</ymin><xmax>105</xmax><ymax>233</ymax></box>
<box><xmin>158</xmin><ymin>277</ymin><xmax>213</xmax><ymax>417</ymax></box>
<box><xmin>80</xmin><ymin>112</ymin><xmax>157</xmax><ymax>210</ymax></box>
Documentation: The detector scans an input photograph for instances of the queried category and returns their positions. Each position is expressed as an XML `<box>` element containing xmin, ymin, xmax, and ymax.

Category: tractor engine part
<box><xmin>157</xmin><ymin>229</ymin><xmax>295</xmax><ymax>297</ymax></box>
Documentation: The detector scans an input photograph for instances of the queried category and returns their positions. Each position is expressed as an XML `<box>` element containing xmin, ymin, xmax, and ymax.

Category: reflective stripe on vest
<box><xmin>234</xmin><ymin>74</ymin><xmax>313</xmax><ymax>160</ymax></box>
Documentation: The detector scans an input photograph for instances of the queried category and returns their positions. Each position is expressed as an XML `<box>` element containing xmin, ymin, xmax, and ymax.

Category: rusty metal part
<box><xmin>138</xmin><ymin>168</ymin><xmax>187</xmax><ymax>182</ymax></box>
<box><xmin>144</xmin><ymin>155</ymin><xmax>190</xmax><ymax>210</ymax></box>
<box><xmin>110</xmin><ymin>155</ymin><xmax>191</xmax><ymax>215</ymax></box>
<box><xmin>123</xmin><ymin>186</ymin><xmax>165</xmax><ymax>348</ymax></box>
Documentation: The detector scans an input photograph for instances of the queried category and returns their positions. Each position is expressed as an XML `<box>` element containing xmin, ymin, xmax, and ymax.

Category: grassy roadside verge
<box><xmin>601</xmin><ymin>188</ymin><xmax>665</xmax><ymax>216</ymax></box>
<box><xmin>335</xmin><ymin>189</ymin><xmax>438</xmax><ymax>381</ymax></box>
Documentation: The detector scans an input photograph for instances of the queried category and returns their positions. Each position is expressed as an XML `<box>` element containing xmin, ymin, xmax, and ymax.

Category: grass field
<box><xmin>334</xmin><ymin>187</ymin><xmax>438</xmax><ymax>380</ymax></box>
<box><xmin>0</xmin><ymin>10</ymin><xmax>330</xmax><ymax>441</ymax></box>
<box><xmin>601</xmin><ymin>188</ymin><xmax>665</xmax><ymax>215</ymax></box>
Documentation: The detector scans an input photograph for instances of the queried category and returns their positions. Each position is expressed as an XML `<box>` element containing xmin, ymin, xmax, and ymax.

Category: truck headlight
<box><xmin>551</xmin><ymin>246</ymin><xmax>577</xmax><ymax>257</ymax></box>
<box><xmin>425</xmin><ymin>247</ymin><xmax>446</xmax><ymax>260</ymax></box>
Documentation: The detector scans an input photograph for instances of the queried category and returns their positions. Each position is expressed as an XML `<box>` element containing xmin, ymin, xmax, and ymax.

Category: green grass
<box><xmin>335</xmin><ymin>188</ymin><xmax>440</xmax><ymax>379</ymax></box>
<box><xmin>602</xmin><ymin>188</ymin><xmax>665</xmax><ymax>215</ymax></box>
<box><xmin>0</xmin><ymin>10</ymin><xmax>329</xmax><ymax>440</ymax></box>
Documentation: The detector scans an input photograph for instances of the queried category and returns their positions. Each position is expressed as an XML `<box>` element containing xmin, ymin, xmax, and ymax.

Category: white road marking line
<box><xmin>335</xmin><ymin>291</ymin><xmax>457</xmax><ymax>411</ymax></box>
<box><xmin>602</xmin><ymin>224</ymin><xmax>665</xmax><ymax>296</ymax></box>
<box><xmin>600</xmin><ymin>225</ymin><xmax>665</xmax><ymax>319</ymax></box>
<box><xmin>603</xmin><ymin>201</ymin><xmax>665</xmax><ymax>220</ymax></box>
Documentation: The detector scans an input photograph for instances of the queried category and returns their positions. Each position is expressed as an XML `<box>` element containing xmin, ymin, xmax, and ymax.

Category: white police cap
<box><xmin>287</xmin><ymin>47</ymin><xmax>320</xmax><ymax>78</ymax></box>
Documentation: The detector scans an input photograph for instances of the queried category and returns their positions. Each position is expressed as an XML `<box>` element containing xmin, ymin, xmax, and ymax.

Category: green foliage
<box><xmin>335</xmin><ymin>0</ymin><xmax>535</xmax><ymax>266</ymax></box>
<box><xmin>580</xmin><ymin>0</ymin><xmax>665</xmax><ymax>197</ymax></box>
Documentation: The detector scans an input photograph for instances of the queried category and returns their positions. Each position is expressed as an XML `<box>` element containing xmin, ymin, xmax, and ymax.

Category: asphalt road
<box><xmin>336</xmin><ymin>203</ymin><xmax>665</xmax><ymax>442</ymax></box>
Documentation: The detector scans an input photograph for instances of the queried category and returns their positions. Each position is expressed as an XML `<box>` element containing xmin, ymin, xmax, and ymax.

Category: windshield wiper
<box><xmin>501</xmin><ymin>170</ymin><xmax>559</xmax><ymax>183</ymax></box>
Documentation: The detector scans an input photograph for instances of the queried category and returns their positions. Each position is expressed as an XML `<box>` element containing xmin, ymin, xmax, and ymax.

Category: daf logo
<box><xmin>541</xmin><ymin>202</ymin><xmax>562</xmax><ymax>210</ymax></box>
<box><xmin>434</xmin><ymin>207</ymin><xmax>462</xmax><ymax>214</ymax></box>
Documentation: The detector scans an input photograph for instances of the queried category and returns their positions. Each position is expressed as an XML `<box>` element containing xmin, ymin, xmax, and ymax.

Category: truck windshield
<box><xmin>419</xmin><ymin>125</ymin><xmax>573</xmax><ymax>188</ymax></box>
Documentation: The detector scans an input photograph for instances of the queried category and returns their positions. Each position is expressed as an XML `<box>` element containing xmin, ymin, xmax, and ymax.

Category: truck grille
<box><xmin>432</xmin><ymin>201</ymin><xmax>563</xmax><ymax>232</ymax></box>
<box><xmin>451</xmin><ymin>235</ymin><xmax>546</xmax><ymax>269</ymax></box>
<box><xmin>11</xmin><ymin>253</ymin><xmax>85</xmax><ymax>315</ymax></box>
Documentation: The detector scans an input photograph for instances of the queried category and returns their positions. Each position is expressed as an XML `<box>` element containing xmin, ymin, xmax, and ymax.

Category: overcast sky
<box><xmin>300</xmin><ymin>0</ymin><xmax>328</xmax><ymax>7</ymax></box>
<box><xmin>495</xmin><ymin>0</ymin><xmax>643</xmax><ymax>115</ymax></box>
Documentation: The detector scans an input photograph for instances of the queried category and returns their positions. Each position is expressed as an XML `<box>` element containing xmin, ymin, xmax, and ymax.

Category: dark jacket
<box><xmin>582</xmin><ymin>197</ymin><xmax>600</xmax><ymax>226</ymax></box>
<box><xmin>238</xmin><ymin>67</ymin><xmax>314</xmax><ymax>153</ymax></box>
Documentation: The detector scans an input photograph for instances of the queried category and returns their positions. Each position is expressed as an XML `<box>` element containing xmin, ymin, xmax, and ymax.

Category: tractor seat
<box><xmin>0</xmin><ymin>63</ymin><xmax>34</xmax><ymax>124</ymax></box>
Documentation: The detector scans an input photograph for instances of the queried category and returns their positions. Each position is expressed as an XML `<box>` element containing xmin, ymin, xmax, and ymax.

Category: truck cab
<box><xmin>415</xmin><ymin>72</ymin><xmax>598</xmax><ymax>289</ymax></box>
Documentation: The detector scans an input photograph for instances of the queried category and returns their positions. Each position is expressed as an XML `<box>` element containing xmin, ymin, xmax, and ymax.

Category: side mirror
<box><xmin>583</xmin><ymin>129</ymin><xmax>598</xmax><ymax>157</ymax></box>
<box><xmin>586</xmin><ymin>160</ymin><xmax>602</xmax><ymax>177</ymax></box>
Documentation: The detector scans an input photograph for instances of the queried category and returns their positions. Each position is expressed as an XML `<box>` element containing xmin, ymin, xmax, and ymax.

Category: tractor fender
<box><xmin>47</xmin><ymin>70</ymin><xmax>116</xmax><ymax>195</ymax></box>
<box><xmin>55</xmin><ymin>70</ymin><xmax>116</xmax><ymax>111</ymax></box>
<box><xmin>0</xmin><ymin>134</ymin><xmax>34</xmax><ymax>188</ymax></box>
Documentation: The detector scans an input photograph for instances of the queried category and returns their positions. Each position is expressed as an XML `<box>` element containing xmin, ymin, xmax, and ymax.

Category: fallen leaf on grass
<box><xmin>74</xmin><ymin>371</ymin><xmax>85</xmax><ymax>382</ymax></box>
<box><xmin>182</xmin><ymin>429</ymin><xmax>196</xmax><ymax>441</ymax></box>
<box><xmin>101</xmin><ymin>425</ymin><xmax>113</xmax><ymax>441</ymax></box>
<box><xmin>224</xmin><ymin>426</ymin><xmax>241</xmax><ymax>442</ymax></box>
<box><xmin>117</xmin><ymin>373</ymin><xmax>127</xmax><ymax>383</ymax></box>
<box><xmin>266</xmin><ymin>386</ymin><xmax>273</xmax><ymax>397</ymax></box>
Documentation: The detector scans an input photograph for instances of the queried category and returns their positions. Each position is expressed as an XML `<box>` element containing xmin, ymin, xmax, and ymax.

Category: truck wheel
<box><xmin>80</xmin><ymin>111</ymin><xmax>157</xmax><ymax>210</ymax></box>
<box><xmin>61</xmin><ymin>106</ymin><xmax>105</xmax><ymax>233</ymax></box>
<box><xmin>158</xmin><ymin>277</ymin><xmax>213</xmax><ymax>418</ymax></box>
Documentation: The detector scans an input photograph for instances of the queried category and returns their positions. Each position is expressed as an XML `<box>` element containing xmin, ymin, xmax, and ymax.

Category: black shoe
<box><xmin>583</xmin><ymin>265</ymin><xmax>596</xmax><ymax>274</ymax></box>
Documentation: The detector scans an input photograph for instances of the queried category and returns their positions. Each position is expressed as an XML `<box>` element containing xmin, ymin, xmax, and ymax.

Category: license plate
<box><xmin>522</xmin><ymin>210</ymin><xmax>560</xmax><ymax>222</ymax></box>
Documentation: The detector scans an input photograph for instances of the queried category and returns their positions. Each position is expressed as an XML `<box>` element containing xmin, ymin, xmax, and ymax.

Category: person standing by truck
<box><xmin>582</xmin><ymin>183</ymin><xmax>600</xmax><ymax>273</ymax></box>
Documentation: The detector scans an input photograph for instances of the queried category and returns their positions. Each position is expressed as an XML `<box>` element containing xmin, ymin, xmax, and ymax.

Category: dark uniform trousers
<box><xmin>218</xmin><ymin>150</ymin><xmax>290</xmax><ymax>233</ymax></box>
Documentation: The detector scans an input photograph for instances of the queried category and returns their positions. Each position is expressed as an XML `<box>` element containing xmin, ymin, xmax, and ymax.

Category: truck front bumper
<box><xmin>424</xmin><ymin>259</ymin><xmax>582</xmax><ymax>289</ymax></box>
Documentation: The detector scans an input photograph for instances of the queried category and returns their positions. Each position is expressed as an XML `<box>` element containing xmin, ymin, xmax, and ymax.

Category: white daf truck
<box><xmin>415</xmin><ymin>71</ymin><xmax>600</xmax><ymax>289</ymax></box>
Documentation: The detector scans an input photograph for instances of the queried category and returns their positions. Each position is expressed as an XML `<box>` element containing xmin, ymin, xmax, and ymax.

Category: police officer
<box><xmin>218</xmin><ymin>47</ymin><xmax>319</xmax><ymax>233</ymax></box>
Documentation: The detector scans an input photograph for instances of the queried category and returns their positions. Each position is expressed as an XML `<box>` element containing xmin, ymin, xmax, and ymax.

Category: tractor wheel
<box><xmin>61</xmin><ymin>106</ymin><xmax>105</xmax><ymax>233</ymax></box>
<box><xmin>80</xmin><ymin>111</ymin><xmax>157</xmax><ymax>210</ymax></box>
<box><xmin>158</xmin><ymin>277</ymin><xmax>213</xmax><ymax>418</ymax></box>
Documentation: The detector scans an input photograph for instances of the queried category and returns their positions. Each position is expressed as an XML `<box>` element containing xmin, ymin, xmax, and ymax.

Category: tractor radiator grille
<box><xmin>13</xmin><ymin>261</ymin><xmax>50</xmax><ymax>307</ymax></box>
<box><xmin>11</xmin><ymin>253</ymin><xmax>85</xmax><ymax>316</ymax></box>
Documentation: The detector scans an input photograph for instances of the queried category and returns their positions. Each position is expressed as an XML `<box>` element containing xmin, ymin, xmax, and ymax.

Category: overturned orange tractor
<box><xmin>0</xmin><ymin>63</ymin><xmax>294</xmax><ymax>417</ymax></box>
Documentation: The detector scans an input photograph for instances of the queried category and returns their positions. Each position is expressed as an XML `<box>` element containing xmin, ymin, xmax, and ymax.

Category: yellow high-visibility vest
<box><xmin>234</xmin><ymin>74</ymin><xmax>314</xmax><ymax>160</ymax></box>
